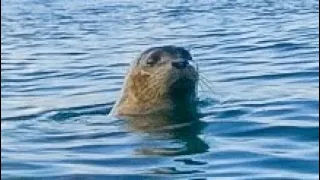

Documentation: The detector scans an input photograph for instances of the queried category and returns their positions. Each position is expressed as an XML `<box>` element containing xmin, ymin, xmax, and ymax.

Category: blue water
<box><xmin>1</xmin><ymin>0</ymin><xmax>319</xmax><ymax>179</ymax></box>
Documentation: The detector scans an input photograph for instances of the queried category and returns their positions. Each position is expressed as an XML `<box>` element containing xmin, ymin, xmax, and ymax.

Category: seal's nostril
<box><xmin>172</xmin><ymin>60</ymin><xmax>188</xmax><ymax>69</ymax></box>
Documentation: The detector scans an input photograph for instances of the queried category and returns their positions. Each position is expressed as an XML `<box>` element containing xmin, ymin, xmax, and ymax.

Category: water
<box><xmin>1</xmin><ymin>0</ymin><xmax>319</xmax><ymax>179</ymax></box>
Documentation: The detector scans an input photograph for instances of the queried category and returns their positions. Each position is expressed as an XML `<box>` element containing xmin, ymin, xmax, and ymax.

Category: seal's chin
<box><xmin>169</xmin><ymin>77</ymin><xmax>197</xmax><ymax>99</ymax></box>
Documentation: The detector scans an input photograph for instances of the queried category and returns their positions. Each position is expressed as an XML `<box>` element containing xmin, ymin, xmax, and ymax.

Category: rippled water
<box><xmin>1</xmin><ymin>0</ymin><xmax>319</xmax><ymax>179</ymax></box>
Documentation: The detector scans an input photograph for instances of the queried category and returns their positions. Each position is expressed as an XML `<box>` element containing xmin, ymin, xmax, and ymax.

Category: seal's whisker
<box><xmin>199</xmin><ymin>75</ymin><xmax>215</xmax><ymax>89</ymax></box>
<box><xmin>191</xmin><ymin>57</ymin><xmax>215</xmax><ymax>94</ymax></box>
<box><xmin>197</xmin><ymin>79</ymin><xmax>207</xmax><ymax>92</ymax></box>
<box><xmin>189</xmin><ymin>71</ymin><xmax>212</xmax><ymax>94</ymax></box>
<box><xmin>198</xmin><ymin>76</ymin><xmax>215</xmax><ymax>95</ymax></box>
<box><xmin>199</xmin><ymin>74</ymin><xmax>213</xmax><ymax>87</ymax></box>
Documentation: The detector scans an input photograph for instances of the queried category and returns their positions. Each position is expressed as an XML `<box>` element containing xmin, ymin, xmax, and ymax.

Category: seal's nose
<box><xmin>172</xmin><ymin>59</ymin><xmax>188</xmax><ymax>69</ymax></box>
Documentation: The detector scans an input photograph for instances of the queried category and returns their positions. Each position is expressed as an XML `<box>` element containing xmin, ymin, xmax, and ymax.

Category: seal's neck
<box><xmin>111</xmin><ymin>87</ymin><xmax>197</xmax><ymax>117</ymax></box>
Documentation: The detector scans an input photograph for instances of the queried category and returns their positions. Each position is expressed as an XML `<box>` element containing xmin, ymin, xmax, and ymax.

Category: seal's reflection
<box><xmin>123</xmin><ymin>112</ymin><xmax>209</xmax><ymax>156</ymax></box>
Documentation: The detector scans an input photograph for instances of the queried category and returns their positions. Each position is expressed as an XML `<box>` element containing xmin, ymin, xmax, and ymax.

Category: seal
<box><xmin>109</xmin><ymin>46</ymin><xmax>208</xmax><ymax>155</ymax></box>
<box><xmin>110</xmin><ymin>45</ymin><xmax>198</xmax><ymax>119</ymax></box>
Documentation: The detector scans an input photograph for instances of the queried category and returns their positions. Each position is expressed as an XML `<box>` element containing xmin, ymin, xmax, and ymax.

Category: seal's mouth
<box><xmin>171</xmin><ymin>78</ymin><xmax>195</xmax><ymax>89</ymax></box>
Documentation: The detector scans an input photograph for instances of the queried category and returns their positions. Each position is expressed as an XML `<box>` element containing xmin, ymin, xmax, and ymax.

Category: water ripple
<box><xmin>1</xmin><ymin>0</ymin><xmax>318</xmax><ymax>179</ymax></box>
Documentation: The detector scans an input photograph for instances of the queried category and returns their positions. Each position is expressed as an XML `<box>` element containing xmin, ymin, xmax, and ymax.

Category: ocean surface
<box><xmin>1</xmin><ymin>0</ymin><xmax>319</xmax><ymax>179</ymax></box>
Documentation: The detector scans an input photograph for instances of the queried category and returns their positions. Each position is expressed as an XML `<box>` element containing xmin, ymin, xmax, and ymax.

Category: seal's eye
<box><xmin>146</xmin><ymin>53</ymin><xmax>161</xmax><ymax>66</ymax></box>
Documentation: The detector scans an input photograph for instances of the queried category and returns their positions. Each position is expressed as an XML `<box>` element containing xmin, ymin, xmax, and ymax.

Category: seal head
<box><xmin>110</xmin><ymin>46</ymin><xmax>198</xmax><ymax>118</ymax></box>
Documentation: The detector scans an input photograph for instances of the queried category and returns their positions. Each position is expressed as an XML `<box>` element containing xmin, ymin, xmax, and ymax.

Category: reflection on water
<box><xmin>123</xmin><ymin>112</ymin><xmax>209</xmax><ymax>156</ymax></box>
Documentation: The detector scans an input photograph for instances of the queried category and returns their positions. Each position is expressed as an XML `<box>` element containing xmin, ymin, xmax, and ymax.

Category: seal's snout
<box><xmin>172</xmin><ymin>59</ymin><xmax>189</xmax><ymax>69</ymax></box>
